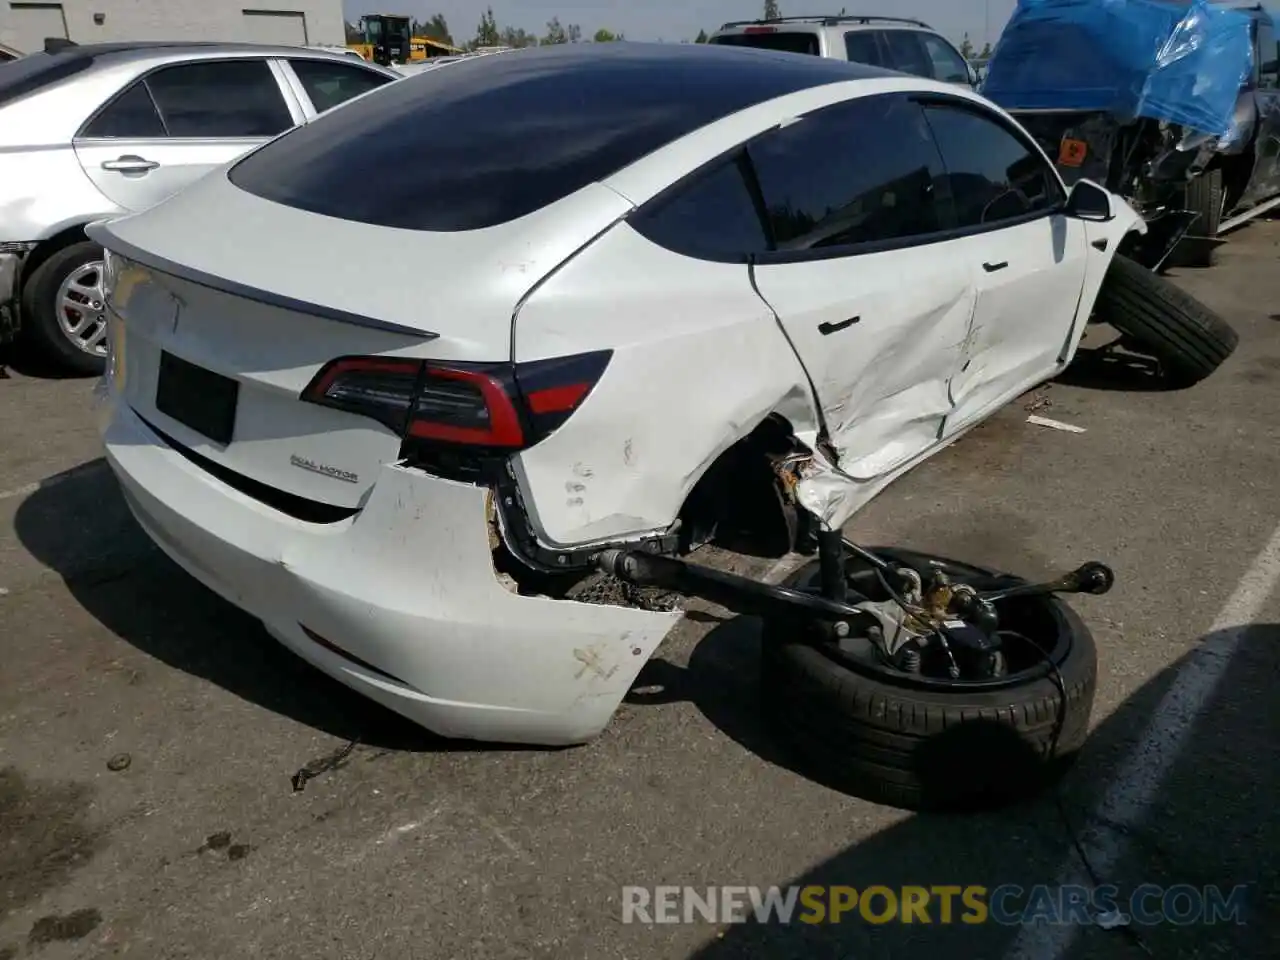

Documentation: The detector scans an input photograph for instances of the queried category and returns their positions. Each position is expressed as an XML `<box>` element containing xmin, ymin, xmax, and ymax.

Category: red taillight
<box><xmin>300</xmin><ymin>350</ymin><xmax>611</xmax><ymax>478</ymax></box>
<box><xmin>406</xmin><ymin>365</ymin><xmax>525</xmax><ymax>448</ymax></box>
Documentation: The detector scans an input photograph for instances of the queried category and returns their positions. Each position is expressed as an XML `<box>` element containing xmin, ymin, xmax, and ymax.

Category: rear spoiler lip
<box><xmin>85</xmin><ymin>221</ymin><xmax>438</xmax><ymax>340</ymax></box>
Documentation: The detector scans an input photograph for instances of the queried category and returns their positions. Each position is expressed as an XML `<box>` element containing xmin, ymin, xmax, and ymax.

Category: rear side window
<box><xmin>709</xmin><ymin>32</ymin><xmax>820</xmax><ymax>56</ymax></box>
<box><xmin>289</xmin><ymin>59</ymin><xmax>393</xmax><ymax>113</ymax></box>
<box><xmin>749</xmin><ymin>93</ymin><xmax>946</xmax><ymax>251</ymax></box>
<box><xmin>145</xmin><ymin>59</ymin><xmax>292</xmax><ymax>137</ymax></box>
<box><xmin>80</xmin><ymin>81</ymin><xmax>167</xmax><ymax>138</ymax></box>
<box><xmin>919</xmin><ymin>34</ymin><xmax>970</xmax><ymax>84</ymax></box>
<box><xmin>843</xmin><ymin>32</ymin><xmax>884</xmax><ymax>66</ymax></box>
<box><xmin>880</xmin><ymin>31</ymin><xmax>933</xmax><ymax>79</ymax></box>
<box><xmin>630</xmin><ymin>158</ymin><xmax>769</xmax><ymax>261</ymax></box>
<box><xmin>923</xmin><ymin>103</ymin><xmax>1063</xmax><ymax>227</ymax></box>
<box><xmin>228</xmin><ymin>44</ymin><xmax>866</xmax><ymax>232</ymax></box>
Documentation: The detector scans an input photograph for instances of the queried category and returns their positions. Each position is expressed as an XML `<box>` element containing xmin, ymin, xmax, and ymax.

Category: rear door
<box><xmin>920</xmin><ymin>98</ymin><xmax>1089</xmax><ymax>436</ymax></box>
<box><xmin>748</xmin><ymin>93</ymin><xmax>978</xmax><ymax>481</ymax></box>
<box><xmin>878</xmin><ymin>30</ymin><xmax>935</xmax><ymax>80</ymax></box>
<box><xmin>280</xmin><ymin>57</ymin><xmax>396</xmax><ymax>118</ymax></box>
<box><xmin>74</xmin><ymin>58</ymin><xmax>299</xmax><ymax>213</ymax></box>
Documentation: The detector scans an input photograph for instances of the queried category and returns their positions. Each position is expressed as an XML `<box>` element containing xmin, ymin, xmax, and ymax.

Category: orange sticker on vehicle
<box><xmin>1059</xmin><ymin>137</ymin><xmax>1088</xmax><ymax>167</ymax></box>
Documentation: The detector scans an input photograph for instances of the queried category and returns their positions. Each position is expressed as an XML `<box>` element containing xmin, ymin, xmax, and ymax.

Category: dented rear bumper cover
<box><xmin>102</xmin><ymin>399</ymin><xmax>680</xmax><ymax>746</ymax></box>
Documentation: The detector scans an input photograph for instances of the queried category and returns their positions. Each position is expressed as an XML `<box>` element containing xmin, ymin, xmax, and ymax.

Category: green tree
<box><xmin>500</xmin><ymin>25</ymin><xmax>537</xmax><ymax>47</ymax></box>
<box><xmin>594</xmin><ymin>28</ymin><xmax>618</xmax><ymax>42</ymax></box>
<box><xmin>763</xmin><ymin>0</ymin><xmax>781</xmax><ymax>20</ymax></box>
<box><xmin>474</xmin><ymin>6</ymin><xmax>500</xmax><ymax>47</ymax></box>
<box><xmin>541</xmin><ymin>16</ymin><xmax>567</xmax><ymax>44</ymax></box>
<box><xmin>567</xmin><ymin>23</ymin><xmax>582</xmax><ymax>43</ymax></box>
<box><xmin>979</xmin><ymin>41</ymin><xmax>993</xmax><ymax>58</ymax></box>
<box><xmin>422</xmin><ymin>13</ymin><xmax>452</xmax><ymax>44</ymax></box>
<box><xmin>960</xmin><ymin>33</ymin><xmax>975</xmax><ymax>59</ymax></box>
<box><xmin>695</xmin><ymin>28</ymin><xmax>709</xmax><ymax>43</ymax></box>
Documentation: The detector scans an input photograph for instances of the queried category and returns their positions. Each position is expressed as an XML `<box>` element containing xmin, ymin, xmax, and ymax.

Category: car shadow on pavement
<box><xmin>13</xmin><ymin>460</ymin><xmax>452</xmax><ymax>753</ymax></box>
<box><xmin>1056</xmin><ymin>344</ymin><xmax>1176</xmax><ymax>393</ymax></box>
<box><xmin>633</xmin><ymin>620</ymin><xmax>1280</xmax><ymax>960</ymax></box>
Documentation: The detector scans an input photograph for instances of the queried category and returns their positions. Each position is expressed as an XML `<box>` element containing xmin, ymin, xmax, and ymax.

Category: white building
<box><xmin>0</xmin><ymin>0</ymin><xmax>345</xmax><ymax>55</ymax></box>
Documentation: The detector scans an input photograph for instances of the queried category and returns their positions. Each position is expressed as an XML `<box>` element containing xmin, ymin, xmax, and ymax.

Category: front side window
<box><xmin>880</xmin><ymin>31</ymin><xmax>933</xmax><ymax>79</ymax></box>
<box><xmin>289</xmin><ymin>59</ymin><xmax>393</xmax><ymax>113</ymax></box>
<box><xmin>919</xmin><ymin>34</ymin><xmax>970</xmax><ymax>84</ymax></box>
<box><xmin>1258</xmin><ymin>20</ymin><xmax>1279</xmax><ymax>90</ymax></box>
<box><xmin>922</xmin><ymin>103</ymin><xmax>1063</xmax><ymax>227</ymax></box>
<box><xmin>80</xmin><ymin>80</ymin><xmax>167</xmax><ymax>138</ymax></box>
<box><xmin>748</xmin><ymin>93</ymin><xmax>946</xmax><ymax>251</ymax></box>
<box><xmin>630</xmin><ymin>157</ymin><xmax>769</xmax><ymax>260</ymax></box>
<box><xmin>145</xmin><ymin>59</ymin><xmax>293</xmax><ymax>137</ymax></box>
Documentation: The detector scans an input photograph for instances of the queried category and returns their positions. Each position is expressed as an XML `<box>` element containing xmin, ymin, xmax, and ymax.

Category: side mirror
<box><xmin>1065</xmin><ymin>179</ymin><xmax>1113</xmax><ymax>221</ymax></box>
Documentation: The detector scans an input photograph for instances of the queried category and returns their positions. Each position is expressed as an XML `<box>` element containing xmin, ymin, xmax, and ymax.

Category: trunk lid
<box><xmin>93</xmin><ymin>171</ymin><xmax>631</xmax><ymax>510</ymax></box>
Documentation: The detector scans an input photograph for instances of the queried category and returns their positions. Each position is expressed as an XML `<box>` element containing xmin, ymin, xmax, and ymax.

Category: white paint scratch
<box><xmin>1005</xmin><ymin>520</ymin><xmax>1280</xmax><ymax>959</ymax></box>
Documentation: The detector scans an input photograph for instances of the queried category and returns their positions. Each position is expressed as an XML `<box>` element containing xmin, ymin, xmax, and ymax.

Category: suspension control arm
<box><xmin>976</xmin><ymin>561</ymin><xmax>1115</xmax><ymax>603</ymax></box>
<box><xmin>595</xmin><ymin>548</ymin><xmax>870</xmax><ymax>623</ymax></box>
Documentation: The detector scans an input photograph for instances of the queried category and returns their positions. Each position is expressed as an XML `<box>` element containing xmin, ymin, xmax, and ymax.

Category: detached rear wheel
<box><xmin>761</xmin><ymin>548</ymin><xmax>1098</xmax><ymax>812</ymax></box>
<box><xmin>19</xmin><ymin>240</ymin><xmax>108</xmax><ymax>376</ymax></box>
<box><xmin>1094</xmin><ymin>254</ymin><xmax>1238</xmax><ymax>387</ymax></box>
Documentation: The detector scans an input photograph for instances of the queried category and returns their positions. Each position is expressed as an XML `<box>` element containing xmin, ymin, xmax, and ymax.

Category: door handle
<box><xmin>101</xmin><ymin>155</ymin><xmax>159</xmax><ymax>173</ymax></box>
<box><xmin>982</xmin><ymin>261</ymin><xmax>1009</xmax><ymax>273</ymax></box>
<box><xmin>1091</xmin><ymin>239</ymin><xmax>1109</xmax><ymax>251</ymax></box>
<box><xmin>818</xmin><ymin>316</ymin><xmax>860</xmax><ymax>336</ymax></box>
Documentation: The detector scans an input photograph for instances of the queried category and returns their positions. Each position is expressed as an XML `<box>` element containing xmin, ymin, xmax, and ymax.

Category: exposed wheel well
<box><xmin>676</xmin><ymin>413</ymin><xmax>817</xmax><ymax>560</ymax></box>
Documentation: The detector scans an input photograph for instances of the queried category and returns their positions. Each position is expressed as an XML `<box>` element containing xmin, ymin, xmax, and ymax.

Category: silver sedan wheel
<box><xmin>55</xmin><ymin>259</ymin><xmax>108</xmax><ymax>357</ymax></box>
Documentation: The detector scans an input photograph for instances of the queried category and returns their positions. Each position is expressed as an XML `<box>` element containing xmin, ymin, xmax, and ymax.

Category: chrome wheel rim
<box><xmin>55</xmin><ymin>260</ymin><xmax>108</xmax><ymax>356</ymax></box>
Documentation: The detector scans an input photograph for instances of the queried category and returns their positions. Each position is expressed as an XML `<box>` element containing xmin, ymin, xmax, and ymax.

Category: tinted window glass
<box><xmin>145</xmin><ymin>59</ymin><xmax>292</xmax><ymax>137</ymax></box>
<box><xmin>80</xmin><ymin>81</ymin><xmax>167</xmax><ymax>138</ymax></box>
<box><xmin>1259</xmin><ymin>21</ymin><xmax>1279</xmax><ymax>89</ymax></box>
<box><xmin>290</xmin><ymin>59</ymin><xmax>393</xmax><ymax>113</ymax></box>
<box><xmin>709</xmin><ymin>32</ymin><xmax>820</xmax><ymax>56</ymax></box>
<box><xmin>229</xmin><ymin>43</ymin><xmax>875</xmax><ymax>232</ymax></box>
<box><xmin>843</xmin><ymin>32</ymin><xmax>883</xmax><ymax>66</ymax></box>
<box><xmin>631</xmin><ymin>158</ymin><xmax>768</xmax><ymax>260</ymax></box>
<box><xmin>749</xmin><ymin>94</ymin><xmax>946</xmax><ymax>251</ymax></box>
<box><xmin>919</xmin><ymin>34</ymin><xmax>970</xmax><ymax>83</ymax></box>
<box><xmin>881</xmin><ymin>31</ymin><xmax>932</xmax><ymax>78</ymax></box>
<box><xmin>923</xmin><ymin>103</ymin><xmax>1062</xmax><ymax>226</ymax></box>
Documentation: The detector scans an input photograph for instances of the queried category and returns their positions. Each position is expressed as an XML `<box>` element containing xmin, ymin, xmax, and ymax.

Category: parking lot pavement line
<box><xmin>0</xmin><ymin>459</ymin><xmax>107</xmax><ymax>502</ymax></box>
<box><xmin>1002</xmin><ymin>520</ymin><xmax>1280</xmax><ymax>959</ymax></box>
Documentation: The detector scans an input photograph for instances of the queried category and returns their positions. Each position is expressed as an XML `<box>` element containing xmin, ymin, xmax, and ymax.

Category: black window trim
<box><xmin>629</xmin><ymin>90</ymin><xmax>1072</xmax><ymax>268</ymax></box>
<box><xmin>74</xmin><ymin>55</ymin><xmax>293</xmax><ymax>142</ymax></box>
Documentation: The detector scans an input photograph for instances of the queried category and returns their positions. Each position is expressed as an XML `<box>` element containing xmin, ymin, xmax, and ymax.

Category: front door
<box><xmin>915</xmin><ymin>99</ymin><xmax>1090</xmax><ymax>435</ymax></box>
<box><xmin>74</xmin><ymin>58</ymin><xmax>297</xmax><ymax>213</ymax></box>
<box><xmin>746</xmin><ymin>93</ymin><xmax>977</xmax><ymax>481</ymax></box>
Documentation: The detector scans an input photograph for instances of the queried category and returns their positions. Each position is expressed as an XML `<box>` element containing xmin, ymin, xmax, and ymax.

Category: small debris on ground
<box><xmin>199</xmin><ymin>831</ymin><xmax>232</xmax><ymax>853</ymax></box>
<box><xmin>291</xmin><ymin>736</ymin><xmax>360</xmax><ymax>792</ymax></box>
<box><xmin>1027</xmin><ymin>414</ymin><xmax>1087</xmax><ymax>434</ymax></box>
<box><xmin>1023</xmin><ymin>387</ymin><xmax>1054</xmax><ymax>413</ymax></box>
<box><xmin>106</xmin><ymin>753</ymin><xmax>131</xmax><ymax>772</ymax></box>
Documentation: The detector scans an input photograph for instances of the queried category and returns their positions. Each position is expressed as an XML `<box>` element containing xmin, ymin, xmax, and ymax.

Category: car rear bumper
<box><xmin>101</xmin><ymin>399</ymin><xmax>680</xmax><ymax>746</ymax></box>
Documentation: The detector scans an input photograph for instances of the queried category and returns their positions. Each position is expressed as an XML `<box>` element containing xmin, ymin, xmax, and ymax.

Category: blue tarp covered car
<box><xmin>982</xmin><ymin>0</ymin><xmax>1280</xmax><ymax>267</ymax></box>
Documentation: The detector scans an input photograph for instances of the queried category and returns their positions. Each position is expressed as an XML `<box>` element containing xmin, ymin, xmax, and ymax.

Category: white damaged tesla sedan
<box><xmin>90</xmin><ymin>41</ymin><xmax>1149</xmax><ymax>748</ymax></box>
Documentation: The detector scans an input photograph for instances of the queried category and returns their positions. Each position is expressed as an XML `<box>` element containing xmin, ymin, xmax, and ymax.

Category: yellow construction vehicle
<box><xmin>348</xmin><ymin>14</ymin><xmax>464</xmax><ymax>65</ymax></box>
<box><xmin>348</xmin><ymin>14</ymin><xmax>413</xmax><ymax>66</ymax></box>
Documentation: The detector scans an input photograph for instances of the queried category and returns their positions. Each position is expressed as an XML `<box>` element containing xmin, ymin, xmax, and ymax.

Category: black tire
<box><xmin>761</xmin><ymin>549</ymin><xmax>1098</xmax><ymax>812</ymax></box>
<box><xmin>1177</xmin><ymin>168</ymin><xmax>1223</xmax><ymax>268</ymax></box>
<box><xmin>1095</xmin><ymin>254</ymin><xmax>1238</xmax><ymax>387</ymax></box>
<box><xmin>19</xmin><ymin>240</ymin><xmax>108</xmax><ymax>376</ymax></box>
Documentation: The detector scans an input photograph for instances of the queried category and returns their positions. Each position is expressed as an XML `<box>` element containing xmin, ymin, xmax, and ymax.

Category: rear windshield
<box><xmin>710</xmin><ymin>32</ymin><xmax>821</xmax><ymax>56</ymax></box>
<box><xmin>229</xmin><ymin>42</ymin><xmax>858</xmax><ymax>232</ymax></box>
<box><xmin>0</xmin><ymin>52</ymin><xmax>94</xmax><ymax>109</ymax></box>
